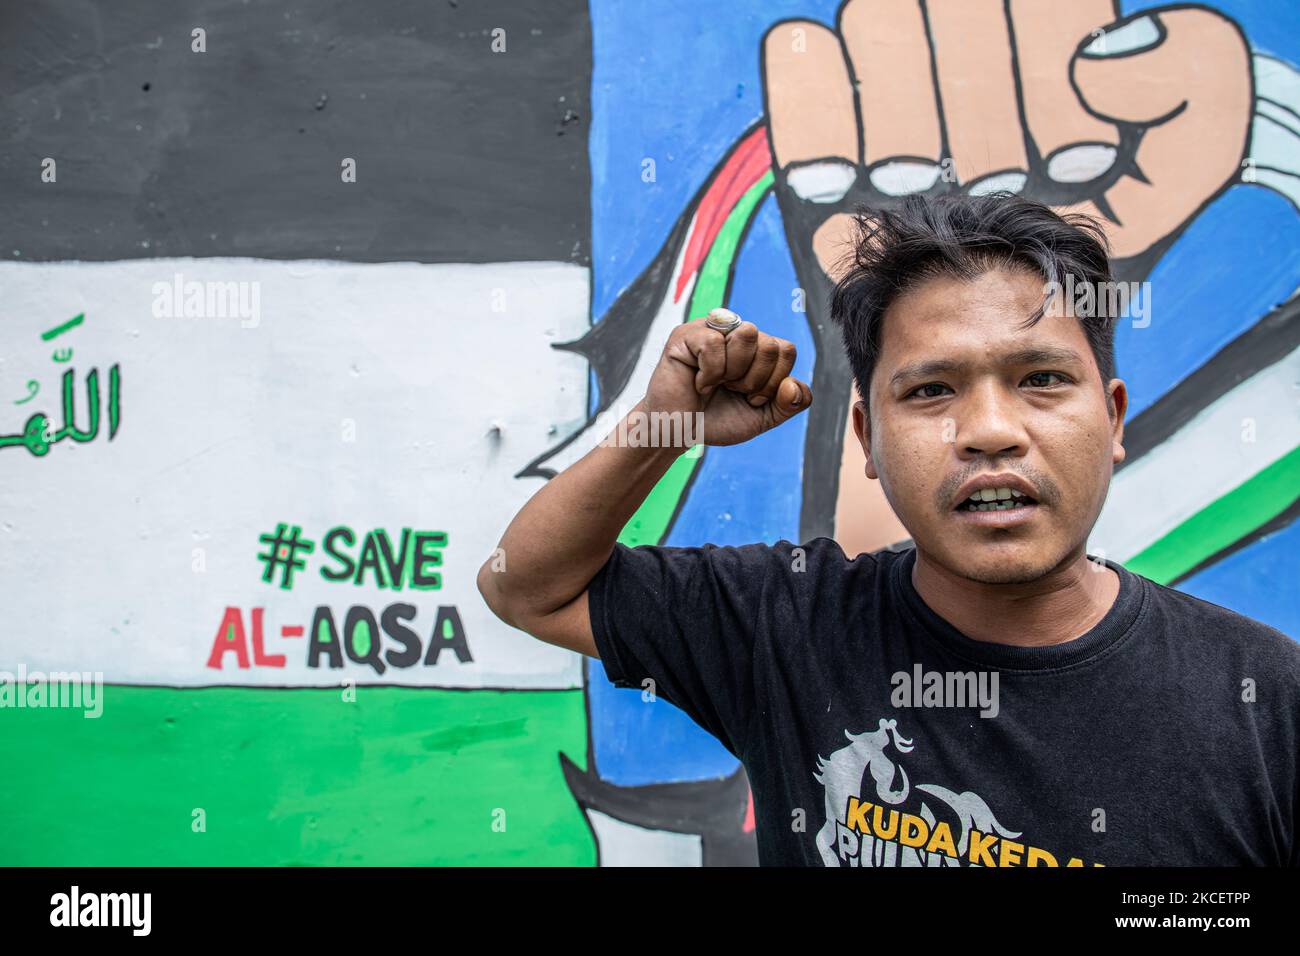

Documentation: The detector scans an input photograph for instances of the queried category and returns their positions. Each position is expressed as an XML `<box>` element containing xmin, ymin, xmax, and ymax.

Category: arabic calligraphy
<box><xmin>0</xmin><ymin>366</ymin><xmax>121</xmax><ymax>456</ymax></box>
<box><xmin>2</xmin><ymin>312</ymin><xmax>122</xmax><ymax>456</ymax></box>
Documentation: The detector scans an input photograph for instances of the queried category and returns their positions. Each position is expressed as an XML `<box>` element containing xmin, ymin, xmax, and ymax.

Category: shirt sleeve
<box><xmin>586</xmin><ymin>540</ymin><xmax>775</xmax><ymax>759</ymax></box>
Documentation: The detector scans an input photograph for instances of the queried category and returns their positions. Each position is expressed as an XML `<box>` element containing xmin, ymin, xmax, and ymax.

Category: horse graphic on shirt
<box><xmin>813</xmin><ymin>717</ymin><xmax>1021</xmax><ymax>866</ymax></box>
<box><xmin>813</xmin><ymin>718</ymin><xmax>914</xmax><ymax>866</ymax></box>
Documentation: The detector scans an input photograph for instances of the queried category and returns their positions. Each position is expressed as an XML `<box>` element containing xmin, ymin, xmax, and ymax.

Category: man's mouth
<box><xmin>955</xmin><ymin>487</ymin><xmax>1039</xmax><ymax>513</ymax></box>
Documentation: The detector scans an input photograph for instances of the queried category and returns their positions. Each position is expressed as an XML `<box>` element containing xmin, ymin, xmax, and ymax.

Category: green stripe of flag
<box><xmin>0</xmin><ymin>685</ymin><xmax>592</xmax><ymax>865</ymax></box>
<box><xmin>1127</xmin><ymin>444</ymin><xmax>1300</xmax><ymax>584</ymax></box>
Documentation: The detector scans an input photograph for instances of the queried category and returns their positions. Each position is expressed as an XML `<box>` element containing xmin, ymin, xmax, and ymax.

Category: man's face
<box><xmin>853</xmin><ymin>266</ymin><xmax>1127</xmax><ymax>585</ymax></box>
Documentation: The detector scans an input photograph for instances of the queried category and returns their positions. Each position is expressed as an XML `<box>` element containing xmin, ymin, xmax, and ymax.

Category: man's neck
<box><xmin>910</xmin><ymin>548</ymin><xmax>1120</xmax><ymax>647</ymax></box>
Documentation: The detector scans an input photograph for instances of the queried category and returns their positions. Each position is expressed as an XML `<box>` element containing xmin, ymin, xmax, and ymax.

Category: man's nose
<box><xmin>955</xmin><ymin>380</ymin><xmax>1028</xmax><ymax>458</ymax></box>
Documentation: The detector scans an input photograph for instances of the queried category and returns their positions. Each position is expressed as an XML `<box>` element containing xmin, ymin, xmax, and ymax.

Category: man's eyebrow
<box><xmin>887</xmin><ymin>347</ymin><xmax>1087</xmax><ymax>389</ymax></box>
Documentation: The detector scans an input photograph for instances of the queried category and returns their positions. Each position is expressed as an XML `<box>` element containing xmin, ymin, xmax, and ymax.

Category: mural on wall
<box><xmin>0</xmin><ymin>0</ymin><xmax>1297</xmax><ymax>866</ymax></box>
<box><xmin>555</xmin><ymin>0</ymin><xmax>1300</xmax><ymax>865</ymax></box>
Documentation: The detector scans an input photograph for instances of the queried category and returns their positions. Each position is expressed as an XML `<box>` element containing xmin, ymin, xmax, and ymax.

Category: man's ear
<box><xmin>851</xmin><ymin>399</ymin><xmax>879</xmax><ymax>480</ymax></box>
<box><xmin>1107</xmin><ymin>378</ymin><xmax>1128</xmax><ymax>466</ymax></box>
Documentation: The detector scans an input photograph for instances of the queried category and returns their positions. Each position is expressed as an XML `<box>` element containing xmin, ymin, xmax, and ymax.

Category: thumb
<box><xmin>1067</xmin><ymin>8</ymin><xmax>1250</xmax><ymax>257</ymax></box>
<box><xmin>765</xmin><ymin>377</ymin><xmax>812</xmax><ymax>428</ymax></box>
<box><xmin>1072</xmin><ymin>8</ymin><xmax>1248</xmax><ymax>126</ymax></box>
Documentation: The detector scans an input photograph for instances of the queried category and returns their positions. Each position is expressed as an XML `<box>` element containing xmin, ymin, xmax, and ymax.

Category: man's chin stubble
<box><xmin>931</xmin><ymin>535</ymin><xmax>1064</xmax><ymax>586</ymax></box>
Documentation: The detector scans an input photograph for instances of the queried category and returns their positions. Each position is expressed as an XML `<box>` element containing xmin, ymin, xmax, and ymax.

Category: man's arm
<box><xmin>476</xmin><ymin>313</ymin><xmax>812</xmax><ymax>658</ymax></box>
<box><xmin>475</xmin><ymin>400</ymin><xmax>679</xmax><ymax>657</ymax></box>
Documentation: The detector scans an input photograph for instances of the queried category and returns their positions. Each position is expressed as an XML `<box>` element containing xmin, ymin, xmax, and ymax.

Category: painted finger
<box><xmin>1010</xmin><ymin>0</ymin><xmax>1122</xmax><ymax>184</ymax></box>
<box><xmin>926</xmin><ymin>0</ymin><xmax>1032</xmax><ymax>195</ymax></box>
<box><xmin>763</xmin><ymin>19</ymin><xmax>860</xmax><ymax>202</ymax></box>
<box><xmin>840</xmin><ymin>0</ymin><xmax>944</xmax><ymax>196</ymax></box>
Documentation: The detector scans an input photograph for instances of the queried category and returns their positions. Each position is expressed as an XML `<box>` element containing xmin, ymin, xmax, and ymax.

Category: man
<box><xmin>478</xmin><ymin>194</ymin><xmax>1299</xmax><ymax>867</ymax></box>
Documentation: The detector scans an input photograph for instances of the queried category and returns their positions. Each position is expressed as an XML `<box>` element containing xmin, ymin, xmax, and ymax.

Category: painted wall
<box><xmin>1</xmin><ymin>0</ymin><xmax>1297</xmax><ymax>865</ymax></box>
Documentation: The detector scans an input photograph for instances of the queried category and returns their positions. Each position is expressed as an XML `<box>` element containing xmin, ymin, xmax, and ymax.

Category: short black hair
<box><xmin>828</xmin><ymin>193</ymin><xmax>1117</xmax><ymax>417</ymax></box>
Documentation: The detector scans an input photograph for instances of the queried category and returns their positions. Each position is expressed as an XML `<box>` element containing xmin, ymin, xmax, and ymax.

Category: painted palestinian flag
<box><xmin>0</xmin><ymin>0</ymin><xmax>599</xmax><ymax>865</ymax></box>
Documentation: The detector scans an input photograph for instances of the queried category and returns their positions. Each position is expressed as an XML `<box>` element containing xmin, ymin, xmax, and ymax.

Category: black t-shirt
<box><xmin>588</xmin><ymin>536</ymin><xmax>1300</xmax><ymax>866</ymax></box>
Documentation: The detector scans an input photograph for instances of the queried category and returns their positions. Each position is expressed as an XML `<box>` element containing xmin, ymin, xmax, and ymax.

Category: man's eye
<box><xmin>909</xmin><ymin>383</ymin><xmax>951</xmax><ymax>399</ymax></box>
<box><xmin>1024</xmin><ymin>372</ymin><xmax>1067</xmax><ymax>388</ymax></box>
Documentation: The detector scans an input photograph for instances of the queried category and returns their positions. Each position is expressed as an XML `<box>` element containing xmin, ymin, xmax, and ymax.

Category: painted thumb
<box><xmin>1072</xmin><ymin>9</ymin><xmax>1245</xmax><ymax>126</ymax></box>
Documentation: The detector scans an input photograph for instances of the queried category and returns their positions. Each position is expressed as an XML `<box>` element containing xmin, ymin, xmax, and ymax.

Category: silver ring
<box><xmin>705</xmin><ymin>307</ymin><xmax>742</xmax><ymax>335</ymax></box>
